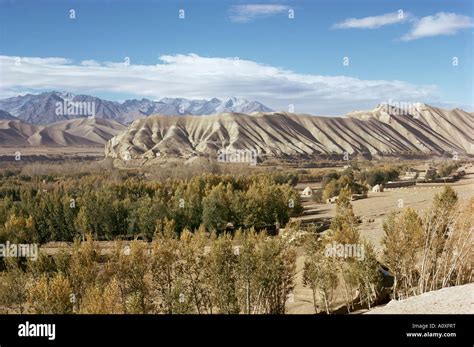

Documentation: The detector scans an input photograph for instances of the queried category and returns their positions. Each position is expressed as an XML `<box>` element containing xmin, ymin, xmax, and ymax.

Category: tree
<box><xmin>418</xmin><ymin>187</ymin><xmax>460</xmax><ymax>294</ymax></box>
<box><xmin>0</xmin><ymin>196</ymin><xmax>14</xmax><ymax>234</ymax></box>
<box><xmin>130</xmin><ymin>196</ymin><xmax>167</xmax><ymax>240</ymax></box>
<box><xmin>252</xmin><ymin>232</ymin><xmax>296</xmax><ymax>314</ymax></box>
<box><xmin>330</xmin><ymin>187</ymin><xmax>359</xmax><ymax>244</ymax></box>
<box><xmin>80</xmin><ymin>277</ymin><xmax>123</xmax><ymax>314</ymax></box>
<box><xmin>435</xmin><ymin>197</ymin><xmax>472</xmax><ymax>288</ymax></box>
<box><xmin>207</xmin><ymin>233</ymin><xmax>239</xmax><ymax>313</ymax></box>
<box><xmin>67</xmin><ymin>235</ymin><xmax>99</xmax><ymax>312</ymax></box>
<box><xmin>322</xmin><ymin>171</ymin><xmax>339</xmax><ymax>188</ymax></box>
<box><xmin>0</xmin><ymin>258</ymin><xmax>29</xmax><ymax>313</ymax></box>
<box><xmin>382</xmin><ymin>208</ymin><xmax>423</xmax><ymax>299</ymax></box>
<box><xmin>437</xmin><ymin>163</ymin><xmax>458</xmax><ymax>178</ymax></box>
<box><xmin>27</xmin><ymin>252</ymin><xmax>57</xmax><ymax>279</ymax></box>
<box><xmin>354</xmin><ymin>242</ymin><xmax>381</xmax><ymax>310</ymax></box>
<box><xmin>177</xmin><ymin>229</ymin><xmax>213</xmax><ymax>314</ymax></box>
<box><xmin>311</xmin><ymin>189</ymin><xmax>323</xmax><ymax>203</ymax></box>
<box><xmin>323</xmin><ymin>179</ymin><xmax>339</xmax><ymax>201</ymax></box>
<box><xmin>202</xmin><ymin>183</ymin><xmax>232</xmax><ymax>232</ymax></box>
<box><xmin>234</xmin><ymin>229</ymin><xmax>259</xmax><ymax>314</ymax></box>
<box><xmin>105</xmin><ymin>240</ymin><xmax>151</xmax><ymax>313</ymax></box>
<box><xmin>1</xmin><ymin>215</ymin><xmax>34</xmax><ymax>243</ymax></box>
<box><xmin>150</xmin><ymin>219</ymin><xmax>191</xmax><ymax>314</ymax></box>
<box><xmin>303</xmin><ymin>235</ymin><xmax>338</xmax><ymax>314</ymax></box>
<box><xmin>432</xmin><ymin>186</ymin><xmax>458</xmax><ymax>219</ymax></box>
<box><xmin>28</xmin><ymin>272</ymin><xmax>73</xmax><ymax>314</ymax></box>
<box><xmin>382</xmin><ymin>191</ymin><xmax>471</xmax><ymax>300</ymax></box>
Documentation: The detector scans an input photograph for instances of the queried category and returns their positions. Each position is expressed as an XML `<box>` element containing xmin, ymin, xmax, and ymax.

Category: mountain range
<box><xmin>0</xmin><ymin>92</ymin><xmax>472</xmax><ymax>161</ymax></box>
<box><xmin>0</xmin><ymin>92</ymin><xmax>272</xmax><ymax>125</ymax></box>
<box><xmin>105</xmin><ymin>103</ymin><xmax>473</xmax><ymax>160</ymax></box>
<box><xmin>0</xmin><ymin>110</ymin><xmax>16</xmax><ymax>120</ymax></box>
<box><xmin>0</xmin><ymin>118</ymin><xmax>126</xmax><ymax>147</ymax></box>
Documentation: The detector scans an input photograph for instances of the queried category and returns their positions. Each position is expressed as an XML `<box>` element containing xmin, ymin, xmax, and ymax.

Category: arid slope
<box><xmin>105</xmin><ymin>104</ymin><xmax>473</xmax><ymax>160</ymax></box>
<box><xmin>0</xmin><ymin>118</ymin><xmax>126</xmax><ymax>147</ymax></box>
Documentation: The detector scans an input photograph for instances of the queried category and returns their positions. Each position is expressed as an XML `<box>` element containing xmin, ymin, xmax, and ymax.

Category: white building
<box><xmin>301</xmin><ymin>187</ymin><xmax>312</xmax><ymax>197</ymax></box>
<box><xmin>372</xmin><ymin>184</ymin><xmax>383</xmax><ymax>193</ymax></box>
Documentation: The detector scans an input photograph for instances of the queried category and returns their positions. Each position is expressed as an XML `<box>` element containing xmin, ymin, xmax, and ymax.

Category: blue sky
<box><xmin>0</xmin><ymin>0</ymin><xmax>472</xmax><ymax>114</ymax></box>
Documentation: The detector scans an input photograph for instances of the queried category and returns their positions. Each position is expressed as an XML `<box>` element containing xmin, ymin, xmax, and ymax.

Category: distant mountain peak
<box><xmin>0</xmin><ymin>92</ymin><xmax>273</xmax><ymax>125</ymax></box>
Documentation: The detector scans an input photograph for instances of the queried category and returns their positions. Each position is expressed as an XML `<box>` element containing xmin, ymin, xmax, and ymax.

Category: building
<box><xmin>372</xmin><ymin>184</ymin><xmax>383</xmax><ymax>192</ymax></box>
<box><xmin>301</xmin><ymin>187</ymin><xmax>312</xmax><ymax>197</ymax></box>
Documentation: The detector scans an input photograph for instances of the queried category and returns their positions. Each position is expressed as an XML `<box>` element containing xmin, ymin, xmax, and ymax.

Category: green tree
<box><xmin>202</xmin><ymin>183</ymin><xmax>233</xmax><ymax>232</ymax></box>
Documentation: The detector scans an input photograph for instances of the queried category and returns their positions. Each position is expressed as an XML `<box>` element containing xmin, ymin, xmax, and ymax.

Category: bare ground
<box><xmin>365</xmin><ymin>283</ymin><xmax>474</xmax><ymax>314</ymax></box>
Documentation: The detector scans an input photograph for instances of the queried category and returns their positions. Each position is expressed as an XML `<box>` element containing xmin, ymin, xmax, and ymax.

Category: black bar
<box><xmin>0</xmin><ymin>314</ymin><xmax>472</xmax><ymax>346</ymax></box>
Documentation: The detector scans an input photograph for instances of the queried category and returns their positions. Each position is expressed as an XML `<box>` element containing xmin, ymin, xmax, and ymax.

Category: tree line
<box><xmin>0</xmin><ymin>226</ymin><xmax>296</xmax><ymax>314</ymax></box>
<box><xmin>0</xmin><ymin>173</ymin><xmax>303</xmax><ymax>243</ymax></box>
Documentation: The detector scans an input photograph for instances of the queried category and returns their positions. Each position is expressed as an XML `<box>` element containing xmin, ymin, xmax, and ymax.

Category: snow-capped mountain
<box><xmin>0</xmin><ymin>91</ymin><xmax>273</xmax><ymax>125</ymax></box>
<box><xmin>117</xmin><ymin>96</ymin><xmax>272</xmax><ymax>123</ymax></box>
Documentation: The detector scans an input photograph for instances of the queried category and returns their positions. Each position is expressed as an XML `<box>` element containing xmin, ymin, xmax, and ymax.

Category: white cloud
<box><xmin>80</xmin><ymin>60</ymin><xmax>101</xmax><ymax>67</ymax></box>
<box><xmin>333</xmin><ymin>11</ymin><xmax>410</xmax><ymax>29</ymax></box>
<box><xmin>0</xmin><ymin>54</ymin><xmax>438</xmax><ymax>115</ymax></box>
<box><xmin>401</xmin><ymin>12</ymin><xmax>474</xmax><ymax>41</ymax></box>
<box><xmin>229</xmin><ymin>4</ymin><xmax>290</xmax><ymax>23</ymax></box>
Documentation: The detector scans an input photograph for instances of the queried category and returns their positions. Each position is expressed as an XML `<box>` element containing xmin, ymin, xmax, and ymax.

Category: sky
<box><xmin>0</xmin><ymin>0</ymin><xmax>473</xmax><ymax>115</ymax></box>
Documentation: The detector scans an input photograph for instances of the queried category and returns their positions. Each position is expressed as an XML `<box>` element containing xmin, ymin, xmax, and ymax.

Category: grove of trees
<box><xmin>0</xmin><ymin>173</ymin><xmax>303</xmax><ymax>243</ymax></box>
<box><xmin>382</xmin><ymin>187</ymin><xmax>472</xmax><ymax>300</ymax></box>
<box><xmin>0</xmin><ymin>228</ymin><xmax>296</xmax><ymax>314</ymax></box>
<box><xmin>304</xmin><ymin>188</ymin><xmax>381</xmax><ymax>313</ymax></box>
